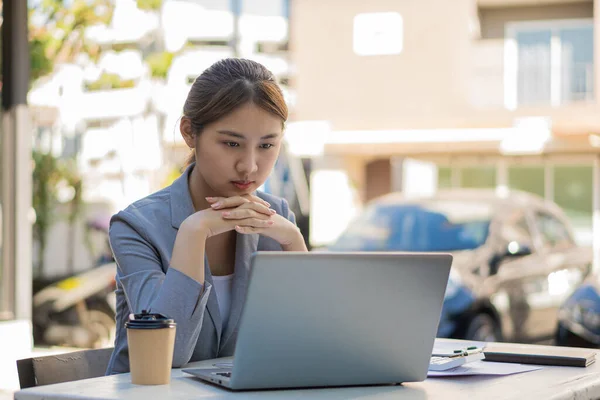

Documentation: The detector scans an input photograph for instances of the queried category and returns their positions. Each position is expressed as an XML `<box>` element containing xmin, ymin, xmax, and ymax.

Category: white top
<box><xmin>211</xmin><ymin>273</ymin><xmax>235</xmax><ymax>328</ymax></box>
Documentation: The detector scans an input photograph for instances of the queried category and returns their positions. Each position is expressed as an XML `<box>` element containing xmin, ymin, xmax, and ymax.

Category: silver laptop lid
<box><xmin>229</xmin><ymin>251</ymin><xmax>452</xmax><ymax>390</ymax></box>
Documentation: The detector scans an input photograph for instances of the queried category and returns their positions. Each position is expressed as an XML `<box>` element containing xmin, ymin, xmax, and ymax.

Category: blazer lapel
<box><xmin>169</xmin><ymin>163</ymin><xmax>196</xmax><ymax>230</ymax></box>
<box><xmin>220</xmin><ymin>232</ymin><xmax>259</xmax><ymax>349</ymax></box>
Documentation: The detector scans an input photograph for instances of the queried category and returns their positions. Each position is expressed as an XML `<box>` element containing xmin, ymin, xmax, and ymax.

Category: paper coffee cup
<box><xmin>126</xmin><ymin>310</ymin><xmax>176</xmax><ymax>385</ymax></box>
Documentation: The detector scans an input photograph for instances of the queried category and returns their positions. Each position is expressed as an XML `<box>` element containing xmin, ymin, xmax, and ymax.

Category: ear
<box><xmin>180</xmin><ymin>117</ymin><xmax>196</xmax><ymax>149</ymax></box>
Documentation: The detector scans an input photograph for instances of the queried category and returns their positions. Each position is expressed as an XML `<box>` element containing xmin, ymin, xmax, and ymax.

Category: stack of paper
<box><xmin>428</xmin><ymin>360</ymin><xmax>542</xmax><ymax>377</ymax></box>
<box><xmin>428</xmin><ymin>339</ymin><xmax>542</xmax><ymax>377</ymax></box>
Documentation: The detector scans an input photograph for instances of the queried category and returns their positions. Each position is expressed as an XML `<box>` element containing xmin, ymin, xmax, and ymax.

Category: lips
<box><xmin>232</xmin><ymin>181</ymin><xmax>254</xmax><ymax>190</ymax></box>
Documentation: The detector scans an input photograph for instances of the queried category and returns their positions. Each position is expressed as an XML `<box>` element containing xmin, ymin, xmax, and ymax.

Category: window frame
<box><xmin>532</xmin><ymin>209</ymin><xmax>576</xmax><ymax>251</ymax></box>
<box><xmin>504</xmin><ymin>18</ymin><xmax>594</xmax><ymax>109</ymax></box>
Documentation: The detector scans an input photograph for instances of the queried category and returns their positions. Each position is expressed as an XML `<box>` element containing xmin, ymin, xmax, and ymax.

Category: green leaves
<box><xmin>145</xmin><ymin>51</ymin><xmax>174</xmax><ymax>79</ymax></box>
<box><xmin>30</xmin><ymin>36</ymin><xmax>54</xmax><ymax>81</ymax></box>
<box><xmin>136</xmin><ymin>0</ymin><xmax>163</xmax><ymax>11</ymax></box>
<box><xmin>85</xmin><ymin>72</ymin><xmax>136</xmax><ymax>91</ymax></box>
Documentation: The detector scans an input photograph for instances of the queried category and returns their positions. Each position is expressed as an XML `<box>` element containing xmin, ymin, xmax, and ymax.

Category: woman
<box><xmin>106</xmin><ymin>58</ymin><xmax>307</xmax><ymax>374</ymax></box>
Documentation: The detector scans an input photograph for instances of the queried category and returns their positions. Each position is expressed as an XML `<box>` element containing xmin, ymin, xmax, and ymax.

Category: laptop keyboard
<box><xmin>216</xmin><ymin>372</ymin><xmax>232</xmax><ymax>378</ymax></box>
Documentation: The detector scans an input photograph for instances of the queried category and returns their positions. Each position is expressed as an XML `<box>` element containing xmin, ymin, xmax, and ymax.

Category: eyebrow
<box><xmin>217</xmin><ymin>130</ymin><xmax>280</xmax><ymax>140</ymax></box>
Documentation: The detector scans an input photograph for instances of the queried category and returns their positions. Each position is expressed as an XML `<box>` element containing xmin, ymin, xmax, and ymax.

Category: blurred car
<box><xmin>556</xmin><ymin>275</ymin><xmax>600</xmax><ymax>348</ymax></box>
<box><xmin>328</xmin><ymin>189</ymin><xmax>593</xmax><ymax>343</ymax></box>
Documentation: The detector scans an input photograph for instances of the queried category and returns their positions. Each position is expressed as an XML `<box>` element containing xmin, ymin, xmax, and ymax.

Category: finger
<box><xmin>234</xmin><ymin>218</ymin><xmax>275</xmax><ymax>228</ymax></box>
<box><xmin>210</xmin><ymin>195</ymin><xmax>271</xmax><ymax>210</ymax></box>
<box><xmin>237</xmin><ymin>201</ymin><xmax>276</xmax><ymax>216</ymax></box>
<box><xmin>210</xmin><ymin>196</ymin><xmax>250</xmax><ymax>210</ymax></box>
<box><xmin>222</xmin><ymin>209</ymin><xmax>271</xmax><ymax>220</ymax></box>
<box><xmin>242</xmin><ymin>194</ymin><xmax>270</xmax><ymax>208</ymax></box>
<box><xmin>235</xmin><ymin>225</ymin><xmax>264</xmax><ymax>235</ymax></box>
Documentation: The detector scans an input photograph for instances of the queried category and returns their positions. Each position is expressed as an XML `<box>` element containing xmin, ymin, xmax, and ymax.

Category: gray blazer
<box><xmin>105</xmin><ymin>163</ymin><xmax>295</xmax><ymax>375</ymax></box>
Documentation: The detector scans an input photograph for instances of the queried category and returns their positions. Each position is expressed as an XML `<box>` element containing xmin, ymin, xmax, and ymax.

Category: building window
<box><xmin>436</xmin><ymin>166</ymin><xmax>496</xmax><ymax>189</ymax></box>
<box><xmin>508</xmin><ymin>166</ymin><xmax>544</xmax><ymax>198</ymax></box>
<box><xmin>461</xmin><ymin>166</ymin><xmax>496</xmax><ymax>188</ymax></box>
<box><xmin>435</xmin><ymin>162</ymin><xmax>593</xmax><ymax>246</ymax></box>
<box><xmin>553</xmin><ymin>165</ymin><xmax>592</xmax><ymax>246</ymax></box>
<box><xmin>505</xmin><ymin>20</ymin><xmax>594</xmax><ymax>108</ymax></box>
<box><xmin>534</xmin><ymin>211</ymin><xmax>576</xmax><ymax>250</ymax></box>
<box><xmin>438</xmin><ymin>167</ymin><xmax>452</xmax><ymax>189</ymax></box>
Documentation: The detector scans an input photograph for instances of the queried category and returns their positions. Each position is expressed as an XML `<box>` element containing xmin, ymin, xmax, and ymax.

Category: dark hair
<box><xmin>182</xmin><ymin>58</ymin><xmax>288</xmax><ymax>166</ymax></box>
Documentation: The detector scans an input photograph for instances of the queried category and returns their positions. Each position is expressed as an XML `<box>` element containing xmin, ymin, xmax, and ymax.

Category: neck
<box><xmin>188</xmin><ymin>165</ymin><xmax>217</xmax><ymax>212</ymax></box>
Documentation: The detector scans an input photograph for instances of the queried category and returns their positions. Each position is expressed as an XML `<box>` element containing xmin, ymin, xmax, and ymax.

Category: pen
<box><xmin>431</xmin><ymin>345</ymin><xmax>486</xmax><ymax>358</ymax></box>
<box><xmin>453</xmin><ymin>346</ymin><xmax>484</xmax><ymax>356</ymax></box>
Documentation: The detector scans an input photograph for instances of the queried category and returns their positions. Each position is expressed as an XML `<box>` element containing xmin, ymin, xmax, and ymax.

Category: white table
<box><xmin>14</xmin><ymin>341</ymin><xmax>600</xmax><ymax>400</ymax></box>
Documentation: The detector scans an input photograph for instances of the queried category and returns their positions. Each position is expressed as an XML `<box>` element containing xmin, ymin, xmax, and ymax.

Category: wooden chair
<box><xmin>17</xmin><ymin>347</ymin><xmax>114</xmax><ymax>388</ymax></box>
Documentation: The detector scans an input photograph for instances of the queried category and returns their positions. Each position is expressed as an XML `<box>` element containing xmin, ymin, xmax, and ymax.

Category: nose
<box><xmin>236</xmin><ymin>149</ymin><xmax>258</xmax><ymax>176</ymax></box>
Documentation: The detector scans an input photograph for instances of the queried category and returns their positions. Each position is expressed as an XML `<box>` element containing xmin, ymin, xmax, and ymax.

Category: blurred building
<box><xmin>290</xmin><ymin>0</ymin><xmax>600</xmax><ymax>254</ymax></box>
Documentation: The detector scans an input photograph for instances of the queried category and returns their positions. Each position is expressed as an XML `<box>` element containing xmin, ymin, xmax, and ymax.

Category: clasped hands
<box><xmin>182</xmin><ymin>194</ymin><xmax>301</xmax><ymax>247</ymax></box>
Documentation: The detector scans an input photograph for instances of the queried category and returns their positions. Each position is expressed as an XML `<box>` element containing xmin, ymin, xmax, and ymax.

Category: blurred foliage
<box><xmin>110</xmin><ymin>42</ymin><xmax>140</xmax><ymax>52</ymax></box>
<box><xmin>136</xmin><ymin>0</ymin><xmax>172</xmax><ymax>81</ymax></box>
<box><xmin>85</xmin><ymin>72</ymin><xmax>136</xmax><ymax>91</ymax></box>
<box><xmin>146</xmin><ymin>51</ymin><xmax>174</xmax><ymax>79</ymax></box>
<box><xmin>0</xmin><ymin>0</ymin><xmax>113</xmax><ymax>85</ymax></box>
<box><xmin>28</xmin><ymin>0</ymin><xmax>114</xmax><ymax>80</ymax></box>
<box><xmin>32</xmin><ymin>150</ymin><xmax>83</xmax><ymax>277</ymax></box>
<box><xmin>30</xmin><ymin>36</ymin><xmax>55</xmax><ymax>82</ymax></box>
<box><xmin>137</xmin><ymin>0</ymin><xmax>163</xmax><ymax>11</ymax></box>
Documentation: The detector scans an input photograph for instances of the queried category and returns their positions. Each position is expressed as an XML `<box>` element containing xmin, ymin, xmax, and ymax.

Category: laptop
<box><xmin>183</xmin><ymin>251</ymin><xmax>452</xmax><ymax>390</ymax></box>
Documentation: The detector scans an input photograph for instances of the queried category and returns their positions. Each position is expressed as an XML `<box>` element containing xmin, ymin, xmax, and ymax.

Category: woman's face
<box><xmin>183</xmin><ymin>102</ymin><xmax>284</xmax><ymax>197</ymax></box>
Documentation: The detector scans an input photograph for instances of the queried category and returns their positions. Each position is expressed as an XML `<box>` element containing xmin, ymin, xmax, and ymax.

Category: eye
<box><xmin>260</xmin><ymin>143</ymin><xmax>274</xmax><ymax>149</ymax></box>
<box><xmin>224</xmin><ymin>142</ymin><xmax>240</xmax><ymax>147</ymax></box>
